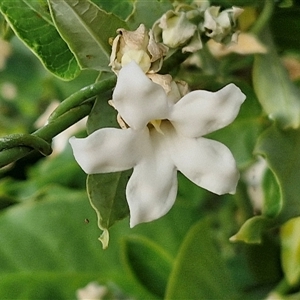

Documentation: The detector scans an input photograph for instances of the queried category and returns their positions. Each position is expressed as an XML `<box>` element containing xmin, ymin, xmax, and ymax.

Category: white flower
<box><xmin>76</xmin><ymin>282</ymin><xmax>108</xmax><ymax>300</ymax></box>
<box><xmin>70</xmin><ymin>62</ymin><xmax>246</xmax><ymax>227</ymax></box>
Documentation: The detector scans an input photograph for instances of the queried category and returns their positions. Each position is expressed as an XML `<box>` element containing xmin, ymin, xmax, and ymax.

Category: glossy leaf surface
<box><xmin>0</xmin><ymin>0</ymin><xmax>80</xmax><ymax>80</ymax></box>
<box><xmin>48</xmin><ymin>0</ymin><xmax>127</xmax><ymax>72</ymax></box>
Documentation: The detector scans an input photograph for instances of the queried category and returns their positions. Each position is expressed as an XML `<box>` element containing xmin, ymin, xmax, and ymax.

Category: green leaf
<box><xmin>232</xmin><ymin>125</ymin><xmax>300</xmax><ymax>243</ymax></box>
<box><xmin>0</xmin><ymin>0</ymin><xmax>80</xmax><ymax>80</ymax></box>
<box><xmin>261</xmin><ymin>167</ymin><xmax>281</xmax><ymax>218</ymax></box>
<box><xmin>271</xmin><ymin>7</ymin><xmax>300</xmax><ymax>51</ymax></box>
<box><xmin>281</xmin><ymin>217</ymin><xmax>300</xmax><ymax>287</ymax></box>
<box><xmin>122</xmin><ymin>235</ymin><xmax>173</xmax><ymax>298</ymax></box>
<box><xmin>230</xmin><ymin>215</ymin><xmax>275</xmax><ymax>244</ymax></box>
<box><xmin>48</xmin><ymin>0</ymin><xmax>127</xmax><ymax>72</ymax></box>
<box><xmin>165</xmin><ymin>218</ymin><xmax>237</xmax><ymax>300</ymax></box>
<box><xmin>127</xmin><ymin>0</ymin><xmax>173</xmax><ymax>29</ymax></box>
<box><xmin>92</xmin><ymin>0</ymin><xmax>134</xmax><ymax>21</ymax></box>
<box><xmin>0</xmin><ymin>185</ymin><xmax>156</xmax><ymax>299</ymax></box>
<box><xmin>87</xmin><ymin>172</ymin><xmax>130</xmax><ymax>249</ymax></box>
<box><xmin>256</xmin><ymin>125</ymin><xmax>300</xmax><ymax>222</ymax></box>
<box><xmin>253</xmin><ymin>28</ymin><xmax>300</xmax><ymax>129</ymax></box>
<box><xmin>0</xmin><ymin>186</ymin><xmax>121</xmax><ymax>299</ymax></box>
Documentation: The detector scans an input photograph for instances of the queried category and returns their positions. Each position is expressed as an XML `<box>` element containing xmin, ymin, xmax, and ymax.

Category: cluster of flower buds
<box><xmin>109</xmin><ymin>1</ymin><xmax>243</xmax><ymax>74</ymax></box>
<box><xmin>153</xmin><ymin>0</ymin><xmax>243</xmax><ymax>53</ymax></box>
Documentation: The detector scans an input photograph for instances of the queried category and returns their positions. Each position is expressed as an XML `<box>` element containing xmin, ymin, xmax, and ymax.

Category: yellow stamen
<box><xmin>150</xmin><ymin>119</ymin><xmax>164</xmax><ymax>134</ymax></box>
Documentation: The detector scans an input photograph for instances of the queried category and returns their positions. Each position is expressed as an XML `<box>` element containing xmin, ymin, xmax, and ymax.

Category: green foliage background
<box><xmin>1</xmin><ymin>0</ymin><xmax>300</xmax><ymax>299</ymax></box>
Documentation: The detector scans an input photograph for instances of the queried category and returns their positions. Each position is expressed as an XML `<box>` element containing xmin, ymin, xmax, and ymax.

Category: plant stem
<box><xmin>49</xmin><ymin>75</ymin><xmax>116</xmax><ymax>121</ymax></box>
<box><xmin>0</xmin><ymin>102</ymin><xmax>92</xmax><ymax>169</ymax></box>
<box><xmin>250</xmin><ymin>0</ymin><xmax>274</xmax><ymax>35</ymax></box>
<box><xmin>0</xmin><ymin>75</ymin><xmax>117</xmax><ymax>169</ymax></box>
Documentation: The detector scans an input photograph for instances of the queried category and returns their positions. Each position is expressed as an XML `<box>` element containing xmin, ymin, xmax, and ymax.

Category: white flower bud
<box><xmin>109</xmin><ymin>24</ymin><xmax>167</xmax><ymax>74</ymax></box>
<box><xmin>203</xmin><ymin>6</ymin><xmax>244</xmax><ymax>43</ymax></box>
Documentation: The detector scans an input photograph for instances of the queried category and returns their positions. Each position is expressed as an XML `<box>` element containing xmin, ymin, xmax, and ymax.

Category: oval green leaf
<box><xmin>48</xmin><ymin>0</ymin><xmax>127</xmax><ymax>71</ymax></box>
<box><xmin>0</xmin><ymin>0</ymin><xmax>80</xmax><ymax>80</ymax></box>
<box><xmin>281</xmin><ymin>217</ymin><xmax>300</xmax><ymax>287</ymax></box>
<box><xmin>253</xmin><ymin>28</ymin><xmax>300</xmax><ymax>129</ymax></box>
<box><xmin>122</xmin><ymin>235</ymin><xmax>173</xmax><ymax>298</ymax></box>
<box><xmin>166</xmin><ymin>218</ymin><xmax>237</xmax><ymax>299</ymax></box>
<box><xmin>87</xmin><ymin>172</ymin><xmax>130</xmax><ymax>249</ymax></box>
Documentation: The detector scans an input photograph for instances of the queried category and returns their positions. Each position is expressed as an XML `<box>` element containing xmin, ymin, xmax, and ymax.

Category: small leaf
<box><xmin>253</xmin><ymin>28</ymin><xmax>300</xmax><ymax>129</ymax></box>
<box><xmin>230</xmin><ymin>216</ymin><xmax>275</xmax><ymax>244</ymax></box>
<box><xmin>122</xmin><ymin>235</ymin><xmax>173</xmax><ymax>298</ymax></box>
<box><xmin>48</xmin><ymin>0</ymin><xmax>127</xmax><ymax>72</ymax></box>
<box><xmin>87</xmin><ymin>172</ymin><xmax>130</xmax><ymax>249</ymax></box>
<box><xmin>0</xmin><ymin>0</ymin><xmax>80</xmax><ymax>80</ymax></box>
<box><xmin>281</xmin><ymin>217</ymin><xmax>300</xmax><ymax>287</ymax></box>
<box><xmin>261</xmin><ymin>167</ymin><xmax>282</xmax><ymax>218</ymax></box>
<box><xmin>165</xmin><ymin>218</ymin><xmax>237</xmax><ymax>299</ymax></box>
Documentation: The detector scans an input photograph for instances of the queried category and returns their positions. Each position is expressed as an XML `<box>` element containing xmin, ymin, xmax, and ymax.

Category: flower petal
<box><xmin>126</xmin><ymin>129</ymin><xmax>177</xmax><ymax>227</ymax></box>
<box><xmin>112</xmin><ymin>61</ymin><xmax>169</xmax><ymax>130</ymax></box>
<box><xmin>163</xmin><ymin>122</ymin><xmax>239</xmax><ymax>195</ymax></box>
<box><xmin>169</xmin><ymin>83</ymin><xmax>245</xmax><ymax>138</ymax></box>
<box><xmin>69</xmin><ymin>127</ymin><xmax>147</xmax><ymax>174</ymax></box>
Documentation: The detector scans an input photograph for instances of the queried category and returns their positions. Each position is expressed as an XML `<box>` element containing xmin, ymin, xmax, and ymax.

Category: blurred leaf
<box><xmin>0</xmin><ymin>0</ymin><xmax>80</xmax><ymax>80</ymax></box>
<box><xmin>0</xmin><ymin>186</ymin><xmax>122</xmax><ymax>299</ymax></box>
<box><xmin>127</xmin><ymin>0</ymin><xmax>173</xmax><ymax>29</ymax></box>
<box><xmin>122</xmin><ymin>235</ymin><xmax>173</xmax><ymax>298</ymax></box>
<box><xmin>0</xmin><ymin>273</ymin><xmax>104</xmax><ymax>300</ymax></box>
<box><xmin>216</xmin><ymin>0</ymin><xmax>261</xmax><ymax>6</ymax></box>
<box><xmin>165</xmin><ymin>218</ymin><xmax>238</xmax><ymax>299</ymax></box>
<box><xmin>253</xmin><ymin>28</ymin><xmax>300</xmax><ymax>129</ymax></box>
<box><xmin>245</xmin><ymin>234</ymin><xmax>282</xmax><ymax>285</ymax></box>
<box><xmin>0</xmin><ymin>148</ymin><xmax>86</xmax><ymax>202</ymax></box>
<box><xmin>271</xmin><ymin>7</ymin><xmax>300</xmax><ymax>51</ymax></box>
<box><xmin>256</xmin><ymin>125</ymin><xmax>300</xmax><ymax>223</ymax></box>
<box><xmin>0</xmin><ymin>176</ymin><xmax>203</xmax><ymax>299</ymax></box>
<box><xmin>48</xmin><ymin>0</ymin><xmax>127</xmax><ymax>72</ymax></box>
<box><xmin>281</xmin><ymin>217</ymin><xmax>300</xmax><ymax>287</ymax></box>
<box><xmin>232</xmin><ymin>125</ymin><xmax>300</xmax><ymax>243</ymax></box>
<box><xmin>87</xmin><ymin>172</ymin><xmax>130</xmax><ymax>249</ymax></box>
<box><xmin>91</xmin><ymin>0</ymin><xmax>134</xmax><ymax>21</ymax></box>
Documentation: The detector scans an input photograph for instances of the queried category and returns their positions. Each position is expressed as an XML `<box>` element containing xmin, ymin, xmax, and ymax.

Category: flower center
<box><xmin>149</xmin><ymin>119</ymin><xmax>164</xmax><ymax>134</ymax></box>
